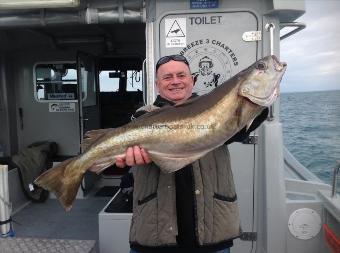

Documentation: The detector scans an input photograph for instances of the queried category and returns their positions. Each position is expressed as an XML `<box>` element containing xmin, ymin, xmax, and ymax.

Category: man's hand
<box><xmin>116</xmin><ymin>146</ymin><xmax>152</xmax><ymax>168</ymax></box>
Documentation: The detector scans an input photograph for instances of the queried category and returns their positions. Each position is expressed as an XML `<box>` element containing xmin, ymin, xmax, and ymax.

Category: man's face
<box><xmin>156</xmin><ymin>60</ymin><xmax>194</xmax><ymax>104</ymax></box>
<box><xmin>200</xmin><ymin>62</ymin><xmax>212</xmax><ymax>76</ymax></box>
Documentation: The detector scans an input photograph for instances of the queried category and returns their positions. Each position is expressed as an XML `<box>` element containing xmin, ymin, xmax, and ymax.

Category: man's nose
<box><xmin>170</xmin><ymin>76</ymin><xmax>181</xmax><ymax>84</ymax></box>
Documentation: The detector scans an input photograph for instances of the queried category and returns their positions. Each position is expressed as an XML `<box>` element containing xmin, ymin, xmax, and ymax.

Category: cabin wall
<box><xmin>0</xmin><ymin>53</ymin><xmax>19</xmax><ymax>156</ymax></box>
<box><xmin>0</xmin><ymin>23</ymin><xmax>146</xmax><ymax>156</ymax></box>
<box><xmin>5</xmin><ymin>45</ymin><xmax>89</xmax><ymax>156</ymax></box>
<box><xmin>151</xmin><ymin>1</ymin><xmax>267</xmax><ymax>252</ymax></box>
<box><xmin>153</xmin><ymin>0</ymin><xmax>277</xmax><ymax>22</ymax></box>
<box><xmin>155</xmin><ymin>0</ymin><xmax>269</xmax><ymax>13</ymax></box>
<box><xmin>0</xmin><ymin>54</ymin><xmax>8</xmax><ymax>155</ymax></box>
<box><xmin>148</xmin><ymin>1</ymin><xmax>304</xmax><ymax>253</ymax></box>
<box><xmin>10</xmin><ymin>48</ymin><xmax>81</xmax><ymax>156</ymax></box>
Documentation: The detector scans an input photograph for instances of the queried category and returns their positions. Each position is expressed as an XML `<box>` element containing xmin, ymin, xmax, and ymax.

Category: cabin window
<box><xmin>99</xmin><ymin>71</ymin><xmax>119</xmax><ymax>92</ymax></box>
<box><xmin>99</xmin><ymin>70</ymin><xmax>142</xmax><ymax>92</ymax></box>
<box><xmin>126</xmin><ymin>70</ymin><xmax>143</xmax><ymax>91</ymax></box>
<box><xmin>34</xmin><ymin>63</ymin><xmax>77</xmax><ymax>101</ymax></box>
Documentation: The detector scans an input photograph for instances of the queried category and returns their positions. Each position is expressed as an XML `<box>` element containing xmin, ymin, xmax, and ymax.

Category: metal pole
<box><xmin>265</xmin><ymin>23</ymin><xmax>275</xmax><ymax>121</ymax></box>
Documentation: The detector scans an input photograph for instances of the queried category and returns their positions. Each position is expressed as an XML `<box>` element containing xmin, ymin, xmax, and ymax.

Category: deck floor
<box><xmin>11</xmin><ymin>196</ymin><xmax>111</xmax><ymax>251</ymax></box>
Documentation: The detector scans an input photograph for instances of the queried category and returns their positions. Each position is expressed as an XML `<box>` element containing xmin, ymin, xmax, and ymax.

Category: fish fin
<box><xmin>82</xmin><ymin>128</ymin><xmax>114</xmax><ymax>151</ymax></box>
<box><xmin>148</xmin><ymin>152</ymin><xmax>206</xmax><ymax>173</ymax></box>
<box><xmin>173</xmin><ymin>95</ymin><xmax>201</xmax><ymax>107</ymax></box>
<box><xmin>136</xmin><ymin>104</ymin><xmax>160</xmax><ymax>113</ymax></box>
<box><xmin>89</xmin><ymin>157</ymin><xmax>117</xmax><ymax>174</ymax></box>
<box><xmin>132</xmin><ymin>106</ymin><xmax>166</xmax><ymax>120</ymax></box>
<box><xmin>34</xmin><ymin>157</ymin><xmax>84</xmax><ymax>211</ymax></box>
<box><xmin>246</xmin><ymin>117</ymin><xmax>256</xmax><ymax>132</ymax></box>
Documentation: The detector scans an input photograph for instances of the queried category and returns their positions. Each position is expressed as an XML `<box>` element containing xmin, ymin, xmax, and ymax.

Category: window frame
<box><xmin>33</xmin><ymin>61</ymin><xmax>78</xmax><ymax>103</ymax></box>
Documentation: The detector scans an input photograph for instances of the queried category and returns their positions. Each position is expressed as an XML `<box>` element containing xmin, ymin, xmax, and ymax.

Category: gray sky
<box><xmin>280</xmin><ymin>0</ymin><xmax>340</xmax><ymax>93</ymax></box>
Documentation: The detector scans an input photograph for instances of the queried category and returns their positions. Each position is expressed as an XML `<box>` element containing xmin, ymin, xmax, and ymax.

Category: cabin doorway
<box><xmin>76</xmin><ymin>54</ymin><xmax>145</xmax><ymax>191</ymax></box>
<box><xmin>95</xmin><ymin>56</ymin><xmax>145</xmax><ymax>177</ymax></box>
<box><xmin>98</xmin><ymin>57</ymin><xmax>144</xmax><ymax>129</ymax></box>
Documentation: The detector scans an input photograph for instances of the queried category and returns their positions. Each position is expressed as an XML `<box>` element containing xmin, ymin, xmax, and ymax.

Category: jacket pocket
<box><xmin>138</xmin><ymin>192</ymin><xmax>157</xmax><ymax>205</ymax></box>
<box><xmin>213</xmin><ymin>193</ymin><xmax>237</xmax><ymax>202</ymax></box>
<box><xmin>212</xmin><ymin>193</ymin><xmax>240</xmax><ymax>242</ymax></box>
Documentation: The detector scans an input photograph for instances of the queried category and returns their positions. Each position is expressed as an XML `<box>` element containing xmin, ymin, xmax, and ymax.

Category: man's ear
<box><xmin>192</xmin><ymin>74</ymin><xmax>198</xmax><ymax>86</ymax></box>
<box><xmin>190</xmin><ymin>75</ymin><xmax>195</xmax><ymax>86</ymax></box>
<box><xmin>155</xmin><ymin>80</ymin><xmax>160</xmax><ymax>92</ymax></box>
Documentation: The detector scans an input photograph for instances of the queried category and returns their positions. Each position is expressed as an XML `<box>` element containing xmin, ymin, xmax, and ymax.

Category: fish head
<box><xmin>239</xmin><ymin>55</ymin><xmax>287</xmax><ymax>107</ymax></box>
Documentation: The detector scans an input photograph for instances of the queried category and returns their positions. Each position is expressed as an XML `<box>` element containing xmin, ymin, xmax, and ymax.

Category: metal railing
<box><xmin>279</xmin><ymin>22</ymin><xmax>306</xmax><ymax>41</ymax></box>
<box><xmin>265</xmin><ymin>23</ymin><xmax>276</xmax><ymax>121</ymax></box>
<box><xmin>331</xmin><ymin>161</ymin><xmax>340</xmax><ymax>198</ymax></box>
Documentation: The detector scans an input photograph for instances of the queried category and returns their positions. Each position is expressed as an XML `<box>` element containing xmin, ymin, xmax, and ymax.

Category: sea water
<box><xmin>280</xmin><ymin>90</ymin><xmax>340</xmax><ymax>184</ymax></box>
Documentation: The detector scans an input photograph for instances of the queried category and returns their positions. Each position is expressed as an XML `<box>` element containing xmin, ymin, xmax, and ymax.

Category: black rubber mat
<box><xmin>95</xmin><ymin>186</ymin><xmax>120</xmax><ymax>197</ymax></box>
<box><xmin>104</xmin><ymin>191</ymin><xmax>133</xmax><ymax>213</ymax></box>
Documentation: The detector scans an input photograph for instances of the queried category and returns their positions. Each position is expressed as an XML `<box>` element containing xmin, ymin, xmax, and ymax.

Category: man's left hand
<box><xmin>116</xmin><ymin>146</ymin><xmax>151</xmax><ymax>168</ymax></box>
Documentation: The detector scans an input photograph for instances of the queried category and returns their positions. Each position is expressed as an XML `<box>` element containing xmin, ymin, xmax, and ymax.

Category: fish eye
<box><xmin>256</xmin><ymin>62</ymin><xmax>267</xmax><ymax>70</ymax></box>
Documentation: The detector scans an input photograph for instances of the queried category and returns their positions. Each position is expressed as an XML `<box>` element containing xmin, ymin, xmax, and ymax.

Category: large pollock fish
<box><xmin>35</xmin><ymin>55</ymin><xmax>287</xmax><ymax>211</ymax></box>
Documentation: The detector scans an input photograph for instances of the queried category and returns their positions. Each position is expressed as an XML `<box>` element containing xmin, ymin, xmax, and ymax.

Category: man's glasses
<box><xmin>155</xmin><ymin>55</ymin><xmax>189</xmax><ymax>72</ymax></box>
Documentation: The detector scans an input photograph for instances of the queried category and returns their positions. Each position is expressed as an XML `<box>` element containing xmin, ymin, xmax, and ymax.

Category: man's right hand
<box><xmin>116</xmin><ymin>146</ymin><xmax>152</xmax><ymax>168</ymax></box>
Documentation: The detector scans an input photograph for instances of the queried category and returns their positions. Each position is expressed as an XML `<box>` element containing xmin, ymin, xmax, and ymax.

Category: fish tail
<box><xmin>34</xmin><ymin>157</ymin><xmax>84</xmax><ymax>211</ymax></box>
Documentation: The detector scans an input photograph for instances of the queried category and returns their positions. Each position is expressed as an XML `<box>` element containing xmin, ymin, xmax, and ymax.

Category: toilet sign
<box><xmin>165</xmin><ymin>18</ymin><xmax>186</xmax><ymax>47</ymax></box>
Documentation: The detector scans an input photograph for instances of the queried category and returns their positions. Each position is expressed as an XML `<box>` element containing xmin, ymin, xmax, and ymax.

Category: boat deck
<box><xmin>10</xmin><ymin>196</ymin><xmax>111</xmax><ymax>252</ymax></box>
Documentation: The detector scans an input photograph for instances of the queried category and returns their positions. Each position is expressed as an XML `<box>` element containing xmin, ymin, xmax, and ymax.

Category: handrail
<box><xmin>331</xmin><ymin>161</ymin><xmax>340</xmax><ymax>198</ymax></box>
<box><xmin>142</xmin><ymin>59</ymin><xmax>147</xmax><ymax>105</ymax></box>
<box><xmin>283</xmin><ymin>146</ymin><xmax>323</xmax><ymax>182</ymax></box>
<box><xmin>265</xmin><ymin>23</ymin><xmax>275</xmax><ymax>121</ymax></box>
<box><xmin>279</xmin><ymin>22</ymin><xmax>306</xmax><ymax>40</ymax></box>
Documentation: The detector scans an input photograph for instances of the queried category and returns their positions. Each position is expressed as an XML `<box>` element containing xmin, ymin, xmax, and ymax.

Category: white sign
<box><xmin>242</xmin><ymin>31</ymin><xmax>262</xmax><ymax>42</ymax></box>
<box><xmin>49</xmin><ymin>102</ymin><xmax>76</xmax><ymax>112</ymax></box>
<box><xmin>165</xmin><ymin>18</ymin><xmax>186</xmax><ymax>48</ymax></box>
<box><xmin>47</xmin><ymin>93</ymin><xmax>75</xmax><ymax>100</ymax></box>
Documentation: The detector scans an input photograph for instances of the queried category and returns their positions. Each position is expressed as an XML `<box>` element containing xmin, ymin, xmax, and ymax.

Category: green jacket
<box><xmin>129</xmin><ymin>122</ymin><xmax>240</xmax><ymax>247</ymax></box>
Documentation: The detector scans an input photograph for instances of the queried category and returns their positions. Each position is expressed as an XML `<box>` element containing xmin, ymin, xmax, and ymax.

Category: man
<box><xmin>116</xmin><ymin>55</ymin><xmax>268</xmax><ymax>253</ymax></box>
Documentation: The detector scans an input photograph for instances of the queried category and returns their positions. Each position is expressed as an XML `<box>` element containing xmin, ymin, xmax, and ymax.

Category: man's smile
<box><xmin>169</xmin><ymin>87</ymin><xmax>184</xmax><ymax>92</ymax></box>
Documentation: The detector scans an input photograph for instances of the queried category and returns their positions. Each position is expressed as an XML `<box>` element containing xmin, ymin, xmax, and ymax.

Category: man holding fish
<box><xmin>116</xmin><ymin>55</ymin><xmax>270</xmax><ymax>253</ymax></box>
<box><xmin>35</xmin><ymin>54</ymin><xmax>286</xmax><ymax>253</ymax></box>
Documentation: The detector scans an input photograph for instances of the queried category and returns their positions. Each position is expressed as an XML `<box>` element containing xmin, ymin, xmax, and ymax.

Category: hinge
<box><xmin>242</xmin><ymin>135</ymin><xmax>258</xmax><ymax>145</ymax></box>
<box><xmin>240</xmin><ymin>232</ymin><xmax>257</xmax><ymax>241</ymax></box>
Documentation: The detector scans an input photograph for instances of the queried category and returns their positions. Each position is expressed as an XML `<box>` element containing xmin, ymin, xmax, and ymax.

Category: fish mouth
<box><xmin>263</xmin><ymin>85</ymin><xmax>280</xmax><ymax>106</ymax></box>
<box><xmin>269</xmin><ymin>57</ymin><xmax>286</xmax><ymax>104</ymax></box>
<box><xmin>272</xmin><ymin>55</ymin><xmax>287</xmax><ymax>72</ymax></box>
<box><xmin>244</xmin><ymin>88</ymin><xmax>278</xmax><ymax>107</ymax></box>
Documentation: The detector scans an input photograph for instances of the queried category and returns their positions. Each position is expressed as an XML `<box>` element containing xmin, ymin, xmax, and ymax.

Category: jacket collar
<box><xmin>153</xmin><ymin>93</ymin><xmax>198</xmax><ymax>107</ymax></box>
